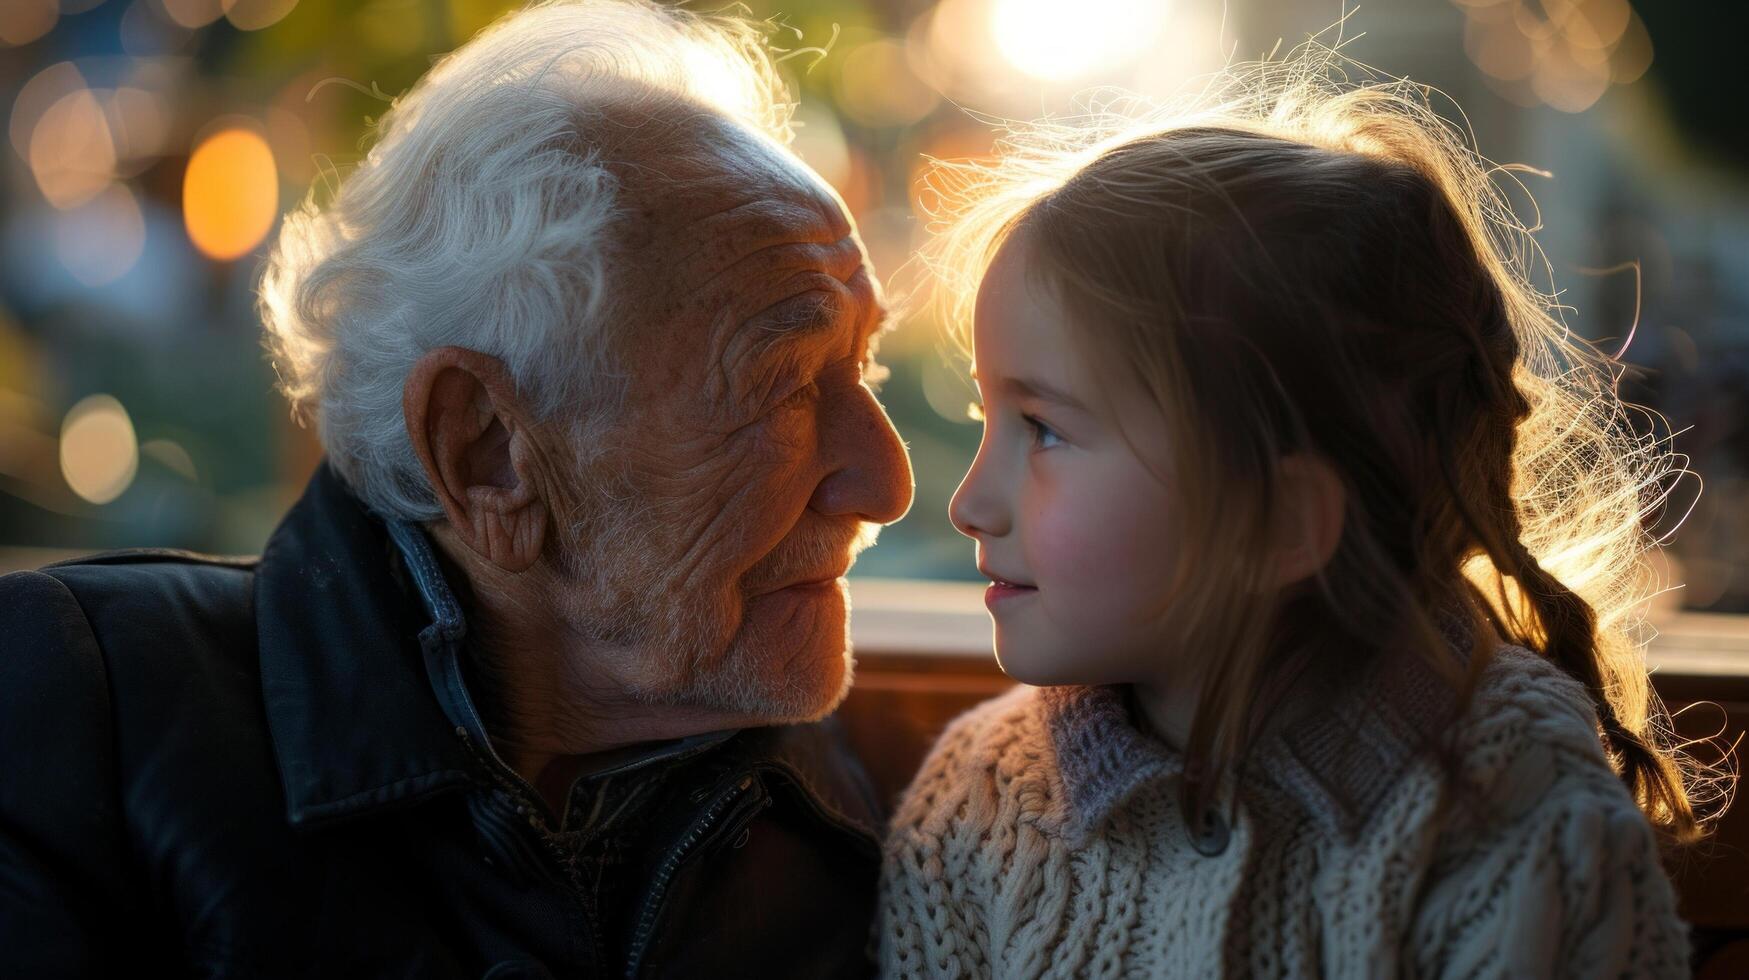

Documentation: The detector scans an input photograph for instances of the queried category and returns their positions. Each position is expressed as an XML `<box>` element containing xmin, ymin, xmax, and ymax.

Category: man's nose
<box><xmin>809</xmin><ymin>382</ymin><xmax>914</xmax><ymax>524</ymax></box>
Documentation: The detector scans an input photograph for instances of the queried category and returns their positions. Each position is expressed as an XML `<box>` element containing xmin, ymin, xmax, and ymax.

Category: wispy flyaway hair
<box><xmin>258</xmin><ymin>0</ymin><xmax>796</xmax><ymax>519</ymax></box>
<box><xmin>919</xmin><ymin>44</ymin><xmax>1728</xmax><ymax>846</ymax></box>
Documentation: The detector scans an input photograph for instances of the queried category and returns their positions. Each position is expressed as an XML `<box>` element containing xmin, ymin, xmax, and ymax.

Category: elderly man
<box><xmin>0</xmin><ymin>2</ymin><xmax>911</xmax><ymax>976</ymax></box>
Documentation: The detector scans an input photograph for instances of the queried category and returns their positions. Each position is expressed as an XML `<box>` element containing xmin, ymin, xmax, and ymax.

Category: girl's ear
<box><xmin>1266</xmin><ymin>453</ymin><xmax>1347</xmax><ymax>590</ymax></box>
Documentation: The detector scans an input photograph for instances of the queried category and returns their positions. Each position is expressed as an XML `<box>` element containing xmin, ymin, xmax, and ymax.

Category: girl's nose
<box><xmin>949</xmin><ymin>444</ymin><xmax>1008</xmax><ymax>540</ymax></box>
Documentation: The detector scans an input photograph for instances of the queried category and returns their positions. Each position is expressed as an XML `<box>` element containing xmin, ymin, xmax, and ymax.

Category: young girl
<box><xmin>879</xmin><ymin>57</ymin><xmax>1721</xmax><ymax>978</ymax></box>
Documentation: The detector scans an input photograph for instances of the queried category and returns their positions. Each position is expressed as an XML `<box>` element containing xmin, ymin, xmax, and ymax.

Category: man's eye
<box><xmin>777</xmin><ymin>380</ymin><xmax>819</xmax><ymax>410</ymax></box>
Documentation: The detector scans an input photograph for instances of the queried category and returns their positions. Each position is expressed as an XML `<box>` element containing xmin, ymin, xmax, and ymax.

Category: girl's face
<box><xmin>950</xmin><ymin>234</ymin><xmax>1182</xmax><ymax>686</ymax></box>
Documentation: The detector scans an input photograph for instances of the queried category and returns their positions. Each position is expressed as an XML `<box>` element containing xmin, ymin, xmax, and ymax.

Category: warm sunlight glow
<box><xmin>989</xmin><ymin>0</ymin><xmax>1170</xmax><ymax>82</ymax></box>
<box><xmin>183</xmin><ymin>127</ymin><xmax>278</xmax><ymax>261</ymax></box>
<box><xmin>60</xmin><ymin>394</ymin><xmax>138</xmax><ymax>505</ymax></box>
<box><xmin>790</xmin><ymin>104</ymin><xmax>852</xmax><ymax>197</ymax></box>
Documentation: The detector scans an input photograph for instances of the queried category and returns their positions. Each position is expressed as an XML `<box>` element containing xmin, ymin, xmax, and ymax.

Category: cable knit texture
<box><xmin>877</xmin><ymin>643</ymin><xmax>1689</xmax><ymax>978</ymax></box>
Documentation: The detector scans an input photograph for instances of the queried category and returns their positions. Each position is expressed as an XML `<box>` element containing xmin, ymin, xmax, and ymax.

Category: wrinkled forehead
<box><xmin>603</xmin><ymin>108</ymin><xmax>871</xmax><ymax>361</ymax></box>
<box><xmin>610</xmin><ymin>109</ymin><xmax>855</xmax><ymax>270</ymax></box>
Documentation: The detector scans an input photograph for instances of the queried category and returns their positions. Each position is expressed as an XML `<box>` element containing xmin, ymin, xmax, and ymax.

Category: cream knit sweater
<box><xmin>878</xmin><ymin>644</ymin><xmax>1688</xmax><ymax>978</ymax></box>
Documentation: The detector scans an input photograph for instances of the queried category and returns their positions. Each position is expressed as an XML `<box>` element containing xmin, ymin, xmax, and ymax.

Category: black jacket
<box><xmin>0</xmin><ymin>462</ymin><xmax>884</xmax><ymax>978</ymax></box>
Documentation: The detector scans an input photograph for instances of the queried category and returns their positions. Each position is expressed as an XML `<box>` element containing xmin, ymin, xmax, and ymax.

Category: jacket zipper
<box><xmin>623</xmin><ymin>774</ymin><xmax>758</xmax><ymax>979</ymax></box>
<box><xmin>455</xmin><ymin>727</ymin><xmax>593</xmax><ymax>908</ymax></box>
<box><xmin>445</xmin><ymin>663</ymin><xmax>593</xmax><ymax>895</ymax></box>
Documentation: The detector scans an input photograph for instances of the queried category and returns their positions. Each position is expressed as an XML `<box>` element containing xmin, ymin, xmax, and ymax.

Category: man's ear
<box><xmin>404</xmin><ymin>346</ymin><xmax>550</xmax><ymax>572</ymax></box>
<box><xmin>1267</xmin><ymin>453</ymin><xmax>1347</xmax><ymax>590</ymax></box>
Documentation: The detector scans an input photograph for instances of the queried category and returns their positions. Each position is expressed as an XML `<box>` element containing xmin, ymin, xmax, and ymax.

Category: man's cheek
<box><xmin>746</xmin><ymin>410</ymin><xmax>817</xmax><ymax>463</ymax></box>
<box><xmin>726</xmin><ymin>422</ymin><xmax>820</xmax><ymax>528</ymax></box>
<box><xmin>647</xmin><ymin>442</ymin><xmax>762</xmax><ymax>517</ymax></box>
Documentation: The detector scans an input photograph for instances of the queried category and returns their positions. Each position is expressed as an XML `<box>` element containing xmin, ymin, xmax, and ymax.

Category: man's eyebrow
<box><xmin>749</xmin><ymin>294</ymin><xmax>843</xmax><ymax>352</ymax></box>
<box><xmin>749</xmin><ymin>294</ymin><xmax>895</xmax><ymax>363</ymax></box>
<box><xmin>978</xmin><ymin>369</ymin><xmax>1088</xmax><ymax>411</ymax></box>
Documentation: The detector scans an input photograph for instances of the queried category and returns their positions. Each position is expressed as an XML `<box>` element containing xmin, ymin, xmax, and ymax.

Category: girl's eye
<box><xmin>1023</xmin><ymin>413</ymin><xmax>1063</xmax><ymax>450</ymax></box>
<box><xmin>964</xmin><ymin>401</ymin><xmax>1060</xmax><ymax>448</ymax></box>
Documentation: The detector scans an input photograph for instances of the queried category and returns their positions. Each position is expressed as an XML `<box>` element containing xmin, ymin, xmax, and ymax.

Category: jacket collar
<box><xmin>254</xmin><ymin>462</ymin><xmax>849</xmax><ymax>836</ymax></box>
<box><xmin>255</xmin><ymin>461</ymin><xmax>478</xmax><ymax>829</ymax></box>
<box><xmin>1046</xmin><ymin>614</ymin><xmax>1478</xmax><ymax>843</ymax></box>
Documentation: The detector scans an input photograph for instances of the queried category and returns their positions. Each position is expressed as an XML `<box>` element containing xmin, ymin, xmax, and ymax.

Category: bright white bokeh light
<box><xmin>989</xmin><ymin>0</ymin><xmax>1171</xmax><ymax>82</ymax></box>
<box><xmin>60</xmin><ymin>394</ymin><xmax>138</xmax><ymax>505</ymax></box>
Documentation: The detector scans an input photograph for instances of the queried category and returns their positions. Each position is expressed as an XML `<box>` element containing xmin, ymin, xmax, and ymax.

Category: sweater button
<box><xmin>1189</xmin><ymin>810</ymin><xmax>1230</xmax><ymax>857</ymax></box>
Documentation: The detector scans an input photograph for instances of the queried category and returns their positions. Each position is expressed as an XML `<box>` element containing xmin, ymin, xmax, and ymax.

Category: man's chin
<box><xmin>695</xmin><ymin>580</ymin><xmax>853</xmax><ymax>723</ymax></box>
<box><xmin>679</xmin><ymin>642</ymin><xmax>851</xmax><ymax>724</ymax></box>
<box><xmin>803</xmin><ymin>641</ymin><xmax>856</xmax><ymax>720</ymax></box>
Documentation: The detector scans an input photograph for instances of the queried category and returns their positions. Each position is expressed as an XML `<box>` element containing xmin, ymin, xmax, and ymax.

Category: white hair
<box><xmin>257</xmin><ymin>0</ymin><xmax>797</xmax><ymax>519</ymax></box>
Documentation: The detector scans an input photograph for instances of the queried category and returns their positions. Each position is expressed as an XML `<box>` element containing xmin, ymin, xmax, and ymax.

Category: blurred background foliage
<box><xmin>1</xmin><ymin>0</ymin><xmax>1746</xmax><ymax>609</ymax></box>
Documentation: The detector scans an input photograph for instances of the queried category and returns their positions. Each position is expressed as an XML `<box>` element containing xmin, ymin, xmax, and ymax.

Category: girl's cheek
<box><xmin>1035</xmin><ymin>479</ymin><xmax>1175</xmax><ymax>626</ymax></box>
<box><xmin>1025</xmin><ymin>483</ymin><xmax>1109</xmax><ymax>598</ymax></box>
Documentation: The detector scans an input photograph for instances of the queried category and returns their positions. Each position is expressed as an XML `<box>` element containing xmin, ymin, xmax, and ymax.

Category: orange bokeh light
<box><xmin>0</xmin><ymin>0</ymin><xmax>57</xmax><ymax>48</ymax></box>
<box><xmin>183</xmin><ymin>127</ymin><xmax>278</xmax><ymax>261</ymax></box>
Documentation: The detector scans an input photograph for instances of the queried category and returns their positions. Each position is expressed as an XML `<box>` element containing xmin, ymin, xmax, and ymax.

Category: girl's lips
<box><xmin>984</xmin><ymin>582</ymin><xmax>1038</xmax><ymax>607</ymax></box>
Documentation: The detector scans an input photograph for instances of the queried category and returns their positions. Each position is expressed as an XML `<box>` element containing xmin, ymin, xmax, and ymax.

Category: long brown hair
<box><xmin>919</xmin><ymin>50</ymin><xmax>1730</xmax><ymax>846</ymax></box>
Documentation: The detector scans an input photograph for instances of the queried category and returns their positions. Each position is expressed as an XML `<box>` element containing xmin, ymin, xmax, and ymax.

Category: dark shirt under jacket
<box><xmin>0</xmin><ymin>461</ymin><xmax>884</xmax><ymax>978</ymax></box>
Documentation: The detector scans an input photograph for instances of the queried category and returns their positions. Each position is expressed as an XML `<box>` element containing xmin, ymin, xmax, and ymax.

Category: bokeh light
<box><xmin>1454</xmin><ymin>0</ymin><xmax>1653</xmax><ymax>112</ymax></box>
<box><xmin>121</xmin><ymin>0</ymin><xmax>196</xmax><ymax>56</ymax></box>
<box><xmin>60</xmin><ymin>395</ymin><xmax>140</xmax><ymax>506</ymax></box>
<box><xmin>0</xmin><ymin>0</ymin><xmax>57</xmax><ymax>48</ymax></box>
<box><xmin>989</xmin><ymin>0</ymin><xmax>1169</xmax><ymax>82</ymax></box>
<box><xmin>836</xmin><ymin>39</ymin><xmax>941</xmax><ymax>127</ymax></box>
<box><xmin>908</xmin><ymin>0</ymin><xmax>1010</xmax><ymax>105</ymax></box>
<box><xmin>106</xmin><ymin>86</ymin><xmax>172</xmax><ymax>175</ymax></box>
<box><xmin>266</xmin><ymin>103</ymin><xmax>314</xmax><ymax>184</ymax></box>
<box><xmin>0</xmin><ymin>0</ymin><xmax>1741</xmax><ymax>620</ymax></box>
<box><xmin>161</xmin><ymin>0</ymin><xmax>225</xmax><ymax>30</ymax></box>
<box><xmin>52</xmin><ymin>183</ymin><xmax>148</xmax><ymax>287</ymax></box>
<box><xmin>223</xmin><ymin>0</ymin><xmax>300</xmax><ymax>32</ymax></box>
<box><xmin>29</xmin><ymin>86</ymin><xmax>118</xmax><ymax>209</ymax></box>
<box><xmin>142</xmin><ymin>438</ymin><xmax>199</xmax><ymax>482</ymax></box>
<box><xmin>11</xmin><ymin>63</ymin><xmax>85</xmax><ymax>161</ymax></box>
<box><xmin>355</xmin><ymin>0</ymin><xmax>426</xmax><ymax>58</ymax></box>
<box><xmin>183</xmin><ymin>127</ymin><xmax>279</xmax><ymax>261</ymax></box>
<box><xmin>1608</xmin><ymin>11</ymin><xmax>1653</xmax><ymax>82</ymax></box>
<box><xmin>791</xmin><ymin>103</ymin><xmax>853</xmax><ymax>197</ymax></box>
<box><xmin>1531</xmin><ymin>42</ymin><xmax>1611</xmax><ymax>112</ymax></box>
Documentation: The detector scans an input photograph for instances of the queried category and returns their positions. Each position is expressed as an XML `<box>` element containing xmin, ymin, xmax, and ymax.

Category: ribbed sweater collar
<box><xmin>1044</xmin><ymin>614</ymin><xmax>1485</xmax><ymax>844</ymax></box>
